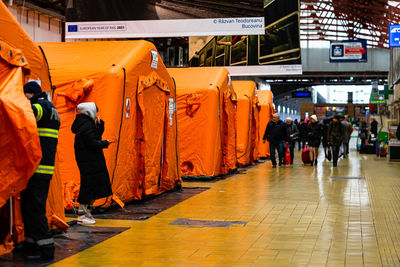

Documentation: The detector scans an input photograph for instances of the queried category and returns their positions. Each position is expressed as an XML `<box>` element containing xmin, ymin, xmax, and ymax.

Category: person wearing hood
<box><xmin>328</xmin><ymin>115</ymin><xmax>345</xmax><ymax>167</ymax></box>
<box><xmin>263</xmin><ymin>113</ymin><xmax>287</xmax><ymax>167</ymax></box>
<box><xmin>19</xmin><ymin>81</ymin><xmax>60</xmax><ymax>260</ymax></box>
<box><xmin>71</xmin><ymin>102</ymin><xmax>113</xmax><ymax>225</ymax></box>
<box><xmin>307</xmin><ymin>115</ymin><xmax>322</xmax><ymax>166</ymax></box>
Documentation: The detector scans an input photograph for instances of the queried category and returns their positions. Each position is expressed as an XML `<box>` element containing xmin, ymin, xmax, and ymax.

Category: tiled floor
<box><xmin>51</xmin><ymin>151</ymin><xmax>400</xmax><ymax>266</ymax></box>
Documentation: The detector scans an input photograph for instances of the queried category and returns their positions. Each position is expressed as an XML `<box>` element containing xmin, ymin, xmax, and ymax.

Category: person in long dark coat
<box><xmin>328</xmin><ymin>115</ymin><xmax>345</xmax><ymax>167</ymax></box>
<box><xmin>299</xmin><ymin>119</ymin><xmax>308</xmax><ymax>150</ymax></box>
<box><xmin>71</xmin><ymin>102</ymin><xmax>112</xmax><ymax>224</ymax></box>
<box><xmin>285</xmin><ymin>117</ymin><xmax>299</xmax><ymax>165</ymax></box>
<box><xmin>307</xmin><ymin>115</ymin><xmax>322</xmax><ymax>166</ymax></box>
<box><xmin>322</xmin><ymin>118</ymin><xmax>331</xmax><ymax>160</ymax></box>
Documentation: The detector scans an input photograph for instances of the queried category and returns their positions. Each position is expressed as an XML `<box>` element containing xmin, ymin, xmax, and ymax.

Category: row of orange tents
<box><xmin>171</xmin><ymin>69</ymin><xmax>274</xmax><ymax>177</ymax></box>
<box><xmin>0</xmin><ymin>1</ymin><xmax>274</xmax><ymax>255</ymax></box>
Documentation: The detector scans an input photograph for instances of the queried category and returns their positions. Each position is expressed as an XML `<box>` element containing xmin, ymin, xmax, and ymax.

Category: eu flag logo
<box><xmin>68</xmin><ymin>25</ymin><xmax>78</xmax><ymax>32</ymax></box>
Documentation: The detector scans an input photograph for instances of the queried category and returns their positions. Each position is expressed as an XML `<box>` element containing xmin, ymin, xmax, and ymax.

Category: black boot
<box><xmin>25</xmin><ymin>244</ymin><xmax>54</xmax><ymax>261</ymax></box>
<box><xmin>314</xmin><ymin>160</ymin><xmax>318</xmax><ymax>165</ymax></box>
<box><xmin>13</xmin><ymin>241</ymin><xmax>37</xmax><ymax>254</ymax></box>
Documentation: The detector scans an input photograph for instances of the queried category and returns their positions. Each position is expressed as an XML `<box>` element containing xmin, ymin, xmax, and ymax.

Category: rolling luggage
<box><xmin>302</xmin><ymin>145</ymin><xmax>314</xmax><ymax>164</ymax></box>
<box><xmin>285</xmin><ymin>144</ymin><xmax>291</xmax><ymax>165</ymax></box>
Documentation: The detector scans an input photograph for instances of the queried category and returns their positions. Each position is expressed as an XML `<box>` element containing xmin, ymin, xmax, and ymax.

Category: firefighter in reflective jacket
<box><xmin>20</xmin><ymin>81</ymin><xmax>60</xmax><ymax>260</ymax></box>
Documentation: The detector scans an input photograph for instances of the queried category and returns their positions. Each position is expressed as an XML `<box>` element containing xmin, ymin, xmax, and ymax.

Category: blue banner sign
<box><xmin>389</xmin><ymin>25</ymin><xmax>400</xmax><ymax>47</ymax></box>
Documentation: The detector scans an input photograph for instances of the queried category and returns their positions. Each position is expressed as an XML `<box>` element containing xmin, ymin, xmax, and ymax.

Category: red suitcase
<box><xmin>285</xmin><ymin>144</ymin><xmax>291</xmax><ymax>165</ymax></box>
<box><xmin>302</xmin><ymin>146</ymin><xmax>314</xmax><ymax>164</ymax></box>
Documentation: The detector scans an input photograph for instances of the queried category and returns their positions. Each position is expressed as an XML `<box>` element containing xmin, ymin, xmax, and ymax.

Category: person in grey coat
<box><xmin>340</xmin><ymin>116</ymin><xmax>351</xmax><ymax>157</ymax></box>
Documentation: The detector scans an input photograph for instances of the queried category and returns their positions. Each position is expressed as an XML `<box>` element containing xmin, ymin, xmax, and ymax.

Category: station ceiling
<box><xmin>301</xmin><ymin>0</ymin><xmax>400</xmax><ymax>48</ymax></box>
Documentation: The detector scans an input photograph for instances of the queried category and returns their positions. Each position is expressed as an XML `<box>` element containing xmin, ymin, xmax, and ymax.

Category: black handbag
<box><xmin>327</xmin><ymin>147</ymin><xmax>332</xmax><ymax>161</ymax></box>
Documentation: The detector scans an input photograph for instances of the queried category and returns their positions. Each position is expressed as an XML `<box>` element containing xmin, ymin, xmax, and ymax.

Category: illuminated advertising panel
<box><xmin>65</xmin><ymin>0</ymin><xmax>265</xmax><ymax>38</ymax></box>
<box><xmin>188</xmin><ymin>0</ymin><xmax>302</xmax><ymax>76</ymax></box>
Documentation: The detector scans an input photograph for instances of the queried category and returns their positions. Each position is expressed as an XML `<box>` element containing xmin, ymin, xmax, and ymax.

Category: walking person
<box><xmin>285</xmin><ymin>117</ymin><xmax>299</xmax><ymax>165</ymax></box>
<box><xmin>307</xmin><ymin>115</ymin><xmax>322</xmax><ymax>166</ymax></box>
<box><xmin>340</xmin><ymin>115</ymin><xmax>351</xmax><ymax>158</ymax></box>
<box><xmin>263</xmin><ymin>113</ymin><xmax>287</xmax><ymax>168</ymax></box>
<box><xmin>322</xmin><ymin>119</ymin><xmax>331</xmax><ymax>161</ymax></box>
<box><xmin>299</xmin><ymin>119</ymin><xmax>308</xmax><ymax>150</ymax></box>
<box><xmin>346</xmin><ymin>116</ymin><xmax>353</xmax><ymax>154</ymax></box>
<box><xmin>360</xmin><ymin>117</ymin><xmax>368</xmax><ymax>148</ymax></box>
<box><xmin>71</xmin><ymin>102</ymin><xmax>113</xmax><ymax>225</ymax></box>
<box><xmin>20</xmin><ymin>81</ymin><xmax>60</xmax><ymax>260</ymax></box>
<box><xmin>370</xmin><ymin>118</ymin><xmax>378</xmax><ymax>137</ymax></box>
<box><xmin>328</xmin><ymin>115</ymin><xmax>345</xmax><ymax>167</ymax></box>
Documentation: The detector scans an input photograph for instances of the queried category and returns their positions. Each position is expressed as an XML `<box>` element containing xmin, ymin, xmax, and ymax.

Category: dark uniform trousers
<box><xmin>332</xmin><ymin>145</ymin><xmax>341</xmax><ymax>165</ymax></box>
<box><xmin>21</xmin><ymin>94</ymin><xmax>60</xmax><ymax>251</ymax></box>
<box><xmin>21</xmin><ymin>174</ymin><xmax>52</xmax><ymax>246</ymax></box>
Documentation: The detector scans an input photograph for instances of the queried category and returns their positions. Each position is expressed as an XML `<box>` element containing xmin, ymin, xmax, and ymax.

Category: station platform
<box><xmin>12</xmin><ymin>151</ymin><xmax>400</xmax><ymax>266</ymax></box>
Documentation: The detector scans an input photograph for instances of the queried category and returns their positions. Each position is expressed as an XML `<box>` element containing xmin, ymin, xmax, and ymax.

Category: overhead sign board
<box><xmin>292</xmin><ymin>91</ymin><xmax>311</xmax><ymax>98</ymax></box>
<box><xmin>329</xmin><ymin>40</ymin><xmax>367</xmax><ymax>63</ymax></box>
<box><xmin>389</xmin><ymin>25</ymin><xmax>400</xmax><ymax>47</ymax></box>
<box><xmin>370</xmin><ymin>93</ymin><xmax>386</xmax><ymax>104</ymax></box>
<box><xmin>65</xmin><ymin>0</ymin><xmax>265</xmax><ymax>38</ymax></box>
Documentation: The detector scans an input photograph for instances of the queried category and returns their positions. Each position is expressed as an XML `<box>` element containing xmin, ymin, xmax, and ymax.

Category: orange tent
<box><xmin>0</xmin><ymin>2</ymin><xmax>51</xmax><ymax>92</ymax></box>
<box><xmin>169</xmin><ymin>67</ymin><xmax>237</xmax><ymax>177</ymax></box>
<box><xmin>0</xmin><ymin>1</ymin><xmax>65</xmax><ymax>255</ymax></box>
<box><xmin>257</xmin><ymin>90</ymin><xmax>275</xmax><ymax>158</ymax></box>
<box><xmin>232</xmin><ymin>81</ymin><xmax>260</xmax><ymax>166</ymax></box>
<box><xmin>39</xmin><ymin>41</ymin><xmax>181</xmax><ymax>210</ymax></box>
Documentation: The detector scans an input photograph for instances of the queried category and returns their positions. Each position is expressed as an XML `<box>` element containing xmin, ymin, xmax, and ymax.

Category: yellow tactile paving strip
<box><xmin>51</xmin><ymin>152</ymin><xmax>400</xmax><ymax>266</ymax></box>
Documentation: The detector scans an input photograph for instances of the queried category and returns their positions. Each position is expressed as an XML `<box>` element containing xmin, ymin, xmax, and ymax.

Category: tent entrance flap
<box><xmin>138</xmin><ymin>82</ymin><xmax>168</xmax><ymax>195</ymax></box>
<box><xmin>138</xmin><ymin>74</ymin><xmax>170</xmax><ymax>196</ymax></box>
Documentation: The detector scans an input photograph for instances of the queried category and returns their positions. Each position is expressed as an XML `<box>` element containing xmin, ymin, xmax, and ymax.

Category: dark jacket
<box><xmin>30</xmin><ymin>92</ymin><xmax>60</xmax><ymax>179</ymax></box>
<box><xmin>71</xmin><ymin>114</ymin><xmax>112</xmax><ymax>204</ymax></box>
<box><xmin>360</xmin><ymin>121</ymin><xmax>368</xmax><ymax>139</ymax></box>
<box><xmin>299</xmin><ymin>122</ymin><xmax>308</xmax><ymax>141</ymax></box>
<box><xmin>263</xmin><ymin>120</ymin><xmax>287</xmax><ymax>143</ymax></box>
<box><xmin>322</xmin><ymin>120</ymin><xmax>330</xmax><ymax>147</ymax></box>
<box><xmin>285</xmin><ymin>123</ymin><xmax>299</xmax><ymax>143</ymax></box>
<box><xmin>397</xmin><ymin>123</ymin><xmax>400</xmax><ymax>141</ymax></box>
<box><xmin>307</xmin><ymin>121</ymin><xmax>322</xmax><ymax>147</ymax></box>
<box><xmin>371</xmin><ymin>120</ymin><xmax>378</xmax><ymax>136</ymax></box>
<box><xmin>328</xmin><ymin>121</ymin><xmax>345</xmax><ymax>147</ymax></box>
